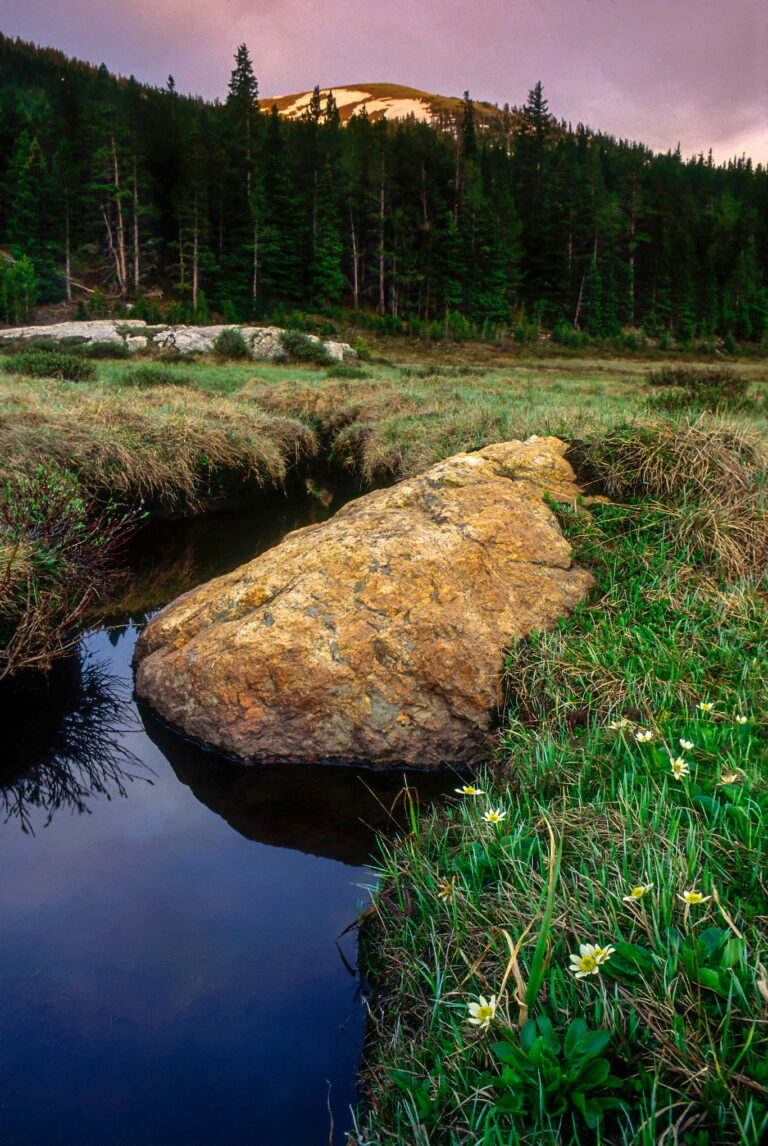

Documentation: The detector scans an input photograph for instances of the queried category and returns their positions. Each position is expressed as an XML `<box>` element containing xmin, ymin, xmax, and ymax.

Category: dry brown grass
<box><xmin>577</xmin><ymin>416</ymin><xmax>768</xmax><ymax>579</ymax></box>
<box><xmin>0</xmin><ymin>379</ymin><xmax>319</xmax><ymax>509</ymax></box>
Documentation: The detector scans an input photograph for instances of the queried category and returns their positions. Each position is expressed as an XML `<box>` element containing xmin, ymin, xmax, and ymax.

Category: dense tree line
<box><xmin>0</xmin><ymin>33</ymin><xmax>766</xmax><ymax>341</ymax></box>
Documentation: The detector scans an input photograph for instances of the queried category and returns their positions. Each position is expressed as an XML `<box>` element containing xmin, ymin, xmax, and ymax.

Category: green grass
<box><xmin>2</xmin><ymin>346</ymin><xmax>767</xmax><ymax>1131</ymax></box>
<box><xmin>353</xmin><ymin>422</ymin><xmax>768</xmax><ymax>1146</ymax></box>
<box><xmin>1</xmin><ymin>350</ymin><xmax>766</xmax><ymax>680</ymax></box>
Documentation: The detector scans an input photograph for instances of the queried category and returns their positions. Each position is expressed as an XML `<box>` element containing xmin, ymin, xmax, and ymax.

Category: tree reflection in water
<box><xmin>1</xmin><ymin>652</ymin><xmax>149</xmax><ymax>832</ymax></box>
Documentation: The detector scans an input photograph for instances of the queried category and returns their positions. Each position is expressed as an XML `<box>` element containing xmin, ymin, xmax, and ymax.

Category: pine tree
<box><xmin>225</xmin><ymin>43</ymin><xmax>261</xmax><ymax>310</ymax></box>
<box><xmin>261</xmin><ymin>108</ymin><xmax>304</xmax><ymax>307</ymax></box>
<box><xmin>5</xmin><ymin>130</ymin><xmax>59</xmax><ymax>300</ymax></box>
<box><xmin>312</xmin><ymin>164</ymin><xmax>344</xmax><ymax>305</ymax></box>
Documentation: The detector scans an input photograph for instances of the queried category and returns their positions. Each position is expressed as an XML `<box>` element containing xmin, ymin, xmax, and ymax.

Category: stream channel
<box><xmin>1</xmin><ymin>492</ymin><xmax>457</xmax><ymax>1146</ymax></box>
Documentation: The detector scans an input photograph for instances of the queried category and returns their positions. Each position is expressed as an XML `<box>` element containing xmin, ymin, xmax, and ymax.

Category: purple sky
<box><xmin>1</xmin><ymin>0</ymin><xmax>766</xmax><ymax>163</ymax></box>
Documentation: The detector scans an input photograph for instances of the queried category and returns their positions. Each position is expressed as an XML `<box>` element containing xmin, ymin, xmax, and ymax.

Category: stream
<box><xmin>0</xmin><ymin>494</ymin><xmax>457</xmax><ymax>1146</ymax></box>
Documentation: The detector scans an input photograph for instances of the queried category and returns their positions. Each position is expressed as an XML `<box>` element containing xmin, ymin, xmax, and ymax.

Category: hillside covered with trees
<box><xmin>1</xmin><ymin>33</ymin><xmax>766</xmax><ymax>344</ymax></box>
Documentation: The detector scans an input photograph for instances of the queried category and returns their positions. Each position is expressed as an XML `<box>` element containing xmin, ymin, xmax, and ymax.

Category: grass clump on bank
<box><xmin>0</xmin><ymin>372</ymin><xmax>319</xmax><ymax>675</ymax></box>
<box><xmin>0</xmin><ymin>377</ymin><xmax>318</xmax><ymax>512</ymax></box>
<box><xmin>119</xmin><ymin>363</ymin><xmax>195</xmax><ymax>388</ymax></box>
<box><xmin>0</xmin><ymin>468</ymin><xmax>135</xmax><ymax>679</ymax></box>
<box><xmin>356</xmin><ymin>421</ymin><xmax>768</xmax><ymax>1146</ymax></box>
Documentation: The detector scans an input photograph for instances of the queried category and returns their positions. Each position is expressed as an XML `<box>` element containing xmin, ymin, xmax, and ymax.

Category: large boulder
<box><xmin>133</xmin><ymin>437</ymin><xmax>594</xmax><ymax>768</ymax></box>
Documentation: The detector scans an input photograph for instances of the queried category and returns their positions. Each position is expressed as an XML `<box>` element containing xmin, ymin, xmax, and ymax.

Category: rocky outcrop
<box><xmin>0</xmin><ymin>321</ymin><xmax>353</xmax><ymax>361</ymax></box>
<box><xmin>133</xmin><ymin>437</ymin><xmax>594</xmax><ymax>768</ymax></box>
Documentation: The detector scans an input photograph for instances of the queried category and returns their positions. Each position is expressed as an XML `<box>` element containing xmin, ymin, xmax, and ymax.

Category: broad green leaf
<box><xmin>569</xmin><ymin>1029</ymin><xmax>612</xmax><ymax>1060</ymax></box>
<box><xmin>613</xmin><ymin>941</ymin><xmax>655</xmax><ymax>970</ymax></box>
<box><xmin>695</xmin><ymin>927</ymin><xmax>728</xmax><ymax>960</ymax></box>
<box><xmin>563</xmin><ymin>1018</ymin><xmax>588</xmax><ymax>1057</ymax></box>
<box><xmin>724</xmin><ymin>937</ymin><xmax>748</xmax><ymax>967</ymax></box>
<box><xmin>573</xmin><ymin>1057</ymin><xmax>611</xmax><ymax>1087</ymax></box>
<box><xmin>693</xmin><ymin>967</ymin><xmax>728</xmax><ymax>995</ymax></box>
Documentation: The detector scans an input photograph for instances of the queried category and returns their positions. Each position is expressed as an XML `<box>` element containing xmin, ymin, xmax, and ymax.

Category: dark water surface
<box><xmin>1</xmin><ymin>497</ymin><xmax>456</xmax><ymax>1146</ymax></box>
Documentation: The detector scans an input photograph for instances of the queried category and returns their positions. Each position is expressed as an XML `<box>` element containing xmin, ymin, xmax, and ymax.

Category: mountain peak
<box><xmin>264</xmin><ymin>83</ymin><xmax>506</xmax><ymax>125</ymax></box>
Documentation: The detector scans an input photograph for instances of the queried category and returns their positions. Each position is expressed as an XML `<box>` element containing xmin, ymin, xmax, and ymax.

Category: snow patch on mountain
<box><xmin>280</xmin><ymin>88</ymin><xmax>433</xmax><ymax>122</ymax></box>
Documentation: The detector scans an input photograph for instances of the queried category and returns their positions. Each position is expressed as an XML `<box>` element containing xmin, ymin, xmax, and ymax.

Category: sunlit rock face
<box><xmin>133</xmin><ymin>437</ymin><xmax>593</xmax><ymax>768</ymax></box>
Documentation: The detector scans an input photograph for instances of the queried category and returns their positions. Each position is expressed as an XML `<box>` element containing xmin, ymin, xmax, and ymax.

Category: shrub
<box><xmin>353</xmin><ymin>336</ymin><xmax>372</xmax><ymax>361</ymax></box>
<box><xmin>324</xmin><ymin>363</ymin><xmax>370</xmax><ymax>380</ymax></box>
<box><xmin>2</xmin><ymin>350</ymin><xmax>96</xmax><ymax>382</ymax></box>
<box><xmin>551</xmin><ymin>319</ymin><xmax>582</xmax><ymax>347</ymax></box>
<box><xmin>212</xmin><ymin>327</ymin><xmax>251</xmax><ymax>360</ymax></box>
<box><xmin>82</xmin><ymin>341</ymin><xmax>130</xmax><ymax>360</ymax></box>
<box><xmin>279</xmin><ymin>330</ymin><xmax>334</xmax><ymax>366</ymax></box>
<box><xmin>513</xmin><ymin>321</ymin><xmax>539</xmax><ymax>344</ymax></box>
<box><xmin>646</xmin><ymin>366</ymin><xmax>752</xmax><ymax>412</ymax></box>
<box><xmin>120</xmin><ymin>364</ymin><xmax>193</xmax><ymax>388</ymax></box>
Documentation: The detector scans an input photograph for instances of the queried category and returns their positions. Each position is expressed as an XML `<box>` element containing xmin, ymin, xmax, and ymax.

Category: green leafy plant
<box><xmin>324</xmin><ymin>363</ymin><xmax>370</xmax><ymax>380</ymax></box>
<box><xmin>212</xmin><ymin>327</ymin><xmax>251</xmax><ymax>360</ymax></box>
<box><xmin>82</xmin><ymin>340</ymin><xmax>130</xmax><ymax>359</ymax></box>
<box><xmin>489</xmin><ymin>1016</ymin><xmax>624</xmax><ymax>1129</ymax></box>
<box><xmin>353</xmin><ymin>335</ymin><xmax>372</xmax><ymax>361</ymax></box>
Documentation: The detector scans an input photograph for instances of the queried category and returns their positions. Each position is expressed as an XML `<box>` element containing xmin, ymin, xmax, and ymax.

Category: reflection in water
<box><xmin>1</xmin><ymin>493</ymin><xmax>459</xmax><ymax>1145</ymax></box>
<box><xmin>1</xmin><ymin>652</ymin><xmax>148</xmax><ymax>832</ymax></box>
<box><xmin>143</xmin><ymin>708</ymin><xmax>460</xmax><ymax>866</ymax></box>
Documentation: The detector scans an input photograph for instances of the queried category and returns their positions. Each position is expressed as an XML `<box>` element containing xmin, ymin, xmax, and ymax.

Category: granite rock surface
<box><xmin>134</xmin><ymin>437</ymin><xmax>593</xmax><ymax>767</ymax></box>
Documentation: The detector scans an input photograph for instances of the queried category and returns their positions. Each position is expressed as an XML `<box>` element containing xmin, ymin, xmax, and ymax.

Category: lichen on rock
<box><xmin>133</xmin><ymin>437</ymin><xmax>594</xmax><ymax>767</ymax></box>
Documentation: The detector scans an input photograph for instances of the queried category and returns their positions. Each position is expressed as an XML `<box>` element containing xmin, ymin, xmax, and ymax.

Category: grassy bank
<box><xmin>354</xmin><ymin>421</ymin><xmax>768</xmax><ymax>1145</ymax></box>
<box><xmin>1</xmin><ymin>347</ymin><xmax>766</xmax><ymax>675</ymax></box>
<box><xmin>2</xmin><ymin>343</ymin><xmax>767</xmax><ymax>1136</ymax></box>
<box><xmin>0</xmin><ymin>361</ymin><xmax>318</xmax><ymax>676</ymax></box>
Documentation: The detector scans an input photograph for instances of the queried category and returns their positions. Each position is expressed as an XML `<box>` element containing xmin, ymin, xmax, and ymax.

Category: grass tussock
<box><xmin>646</xmin><ymin>366</ymin><xmax>756</xmax><ymax>415</ymax></box>
<box><xmin>118</xmin><ymin>363</ymin><xmax>195</xmax><ymax>388</ymax></box>
<box><xmin>248</xmin><ymin>368</ymin><xmax>648</xmax><ymax>482</ymax></box>
<box><xmin>356</xmin><ymin>420</ymin><xmax>768</xmax><ymax>1146</ymax></box>
<box><xmin>0</xmin><ymin>378</ymin><xmax>318</xmax><ymax>510</ymax></box>
<box><xmin>575</xmin><ymin>418</ymin><xmax>768</xmax><ymax>579</ymax></box>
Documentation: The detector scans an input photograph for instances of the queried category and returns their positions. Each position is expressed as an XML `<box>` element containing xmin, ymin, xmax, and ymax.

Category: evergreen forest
<box><xmin>1</xmin><ymin>33</ymin><xmax>767</xmax><ymax>344</ymax></box>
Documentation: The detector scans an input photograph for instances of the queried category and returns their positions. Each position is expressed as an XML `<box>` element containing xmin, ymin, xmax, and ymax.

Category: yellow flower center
<box><xmin>630</xmin><ymin>886</ymin><xmax>646</xmax><ymax>898</ymax></box>
<box><xmin>579</xmin><ymin>955</ymin><xmax>597</xmax><ymax>973</ymax></box>
<box><xmin>686</xmin><ymin>893</ymin><xmax>703</xmax><ymax>903</ymax></box>
<box><xmin>476</xmin><ymin>1006</ymin><xmax>493</xmax><ymax>1022</ymax></box>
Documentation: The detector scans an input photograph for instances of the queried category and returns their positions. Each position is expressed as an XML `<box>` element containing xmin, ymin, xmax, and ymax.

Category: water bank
<box><xmin>1</xmin><ymin>497</ymin><xmax>457</xmax><ymax>1145</ymax></box>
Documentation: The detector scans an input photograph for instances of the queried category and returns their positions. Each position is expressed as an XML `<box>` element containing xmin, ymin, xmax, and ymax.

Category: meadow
<box><xmin>354</xmin><ymin>419</ymin><xmax>768</xmax><ymax>1145</ymax></box>
<box><xmin>1</xmin><ymin>342</ymin><xmax>767</xmax><ymax>1144</ymax></box>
